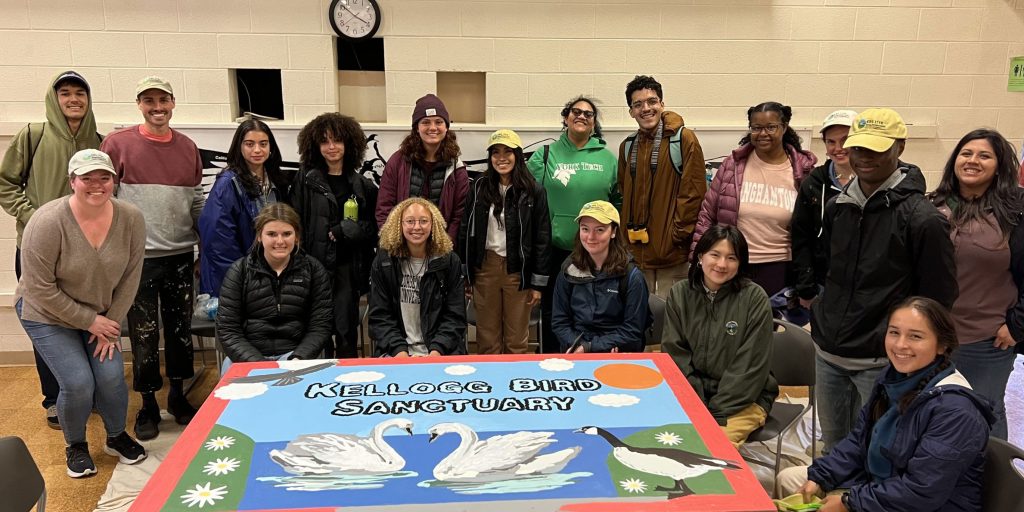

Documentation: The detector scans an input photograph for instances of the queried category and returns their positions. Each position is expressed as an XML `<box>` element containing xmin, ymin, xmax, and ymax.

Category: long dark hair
<box><xmin>570</xmin><ymin>221</ymin><xmax>630</xmax><ymax>277</ymax></box>
<box><xmin>870</xmin><ymin>296</ymin><xmax>959</xmax><ymax>421</ymax></box>
<box><xmin>739</xmin><ymin>101</ymin><xmax>803</xmax><ymax>151</ymax></box>
<box><xmin>688</xmin><ymin>225</ymin><xmax>751</xmax><ymax>294</ymax></box>
<box><xmin>480</xmin><ymin>146</ymin><xmax>536</xmax><ymax>228</ymax></box>
<box><xmin>398</xmin><ymin>124</ymin><xmax>461</xmax><ymax>169</ymax></box>
<box><xmin>297</xmin><ymin>113</ymin><xmax>367</xmax><ymax>175</ymax></box>
<box><xmin>224</xmin><ymin>119</ymin><xmax>288</xmax><ymax>196</ymax></box>
<box><xmin>928</xmin><ymin>129</ymin><xmax>1022</xmax><ymax>241</ymax></box>
<box><xmin>560</xmin><ymin>95</ymin><xmax>604</xmax><ymax>139</ymax></box>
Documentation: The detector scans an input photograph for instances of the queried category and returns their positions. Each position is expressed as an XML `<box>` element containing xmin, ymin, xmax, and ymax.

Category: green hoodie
<box><xmin>526</xmin><ymin>132</ymin><xmax>620</xmax><ymax>251</ymax></box>
<box><xmin>0</xmin><ymin>71</ymin><xmax>102</xmax><ymax>245</ymax></box>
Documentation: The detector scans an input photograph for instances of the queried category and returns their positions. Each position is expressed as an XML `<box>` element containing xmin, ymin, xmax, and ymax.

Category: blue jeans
<box><xmin>16</xmin><ymin>299</ymin><xmax>128</xmax><ymax>445</ymax></box>
<box><xmin>815</xmin><ymin>353</ymin><xmax>884</xmax><ymax>455</ymax></box>
<box><xmin>954</xmin><ymin>339</ymin><xmax>1014</xmax><ymax>440</ymax></box>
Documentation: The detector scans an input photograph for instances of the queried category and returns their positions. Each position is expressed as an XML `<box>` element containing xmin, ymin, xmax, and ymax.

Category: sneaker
<box><xmin>134</xmin><ymin>408</ymin><xmax>160</xmax><ymax>441</ymax></box>
<box><xmin>66</xmin><ymin>443</ymin><xmax>96</xmax><ymax>478</ymax></box>
<box><xmin>46</xmin><ymin>405</ymin><xmax>60</xmax><ymax>430</ymax></box>
<box><xmin>167</xmin><ymin>394</ymin><xmax>198</xmax><ymax>426</ymax></box>
<box><xmin>104</xmin><ymin>432</ymin><xmax>147</xmax><ymax>464</ymax></box>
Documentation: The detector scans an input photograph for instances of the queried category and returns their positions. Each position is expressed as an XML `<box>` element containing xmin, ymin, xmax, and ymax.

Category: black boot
<box><xmin>167</xmin><ymin>379</ymin><xmax>198</xmax><ymax>425</ymax></box>
<box><xmin>134</xmin><ymin>393</ymin><xmax>160</xmax><ymax>440</ymax></box>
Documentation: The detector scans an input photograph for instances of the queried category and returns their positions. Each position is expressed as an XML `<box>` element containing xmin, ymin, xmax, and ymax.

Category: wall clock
<box><xmin>329</xmin><ymin>0</ymin><xmax>381</xmax><ymax>40</ymax></box>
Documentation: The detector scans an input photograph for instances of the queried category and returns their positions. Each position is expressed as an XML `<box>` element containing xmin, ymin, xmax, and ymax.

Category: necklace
<box><xmin>407</xmin><ymin>256</ymin><xmax>427</xmax><ymax>278</ymax></box>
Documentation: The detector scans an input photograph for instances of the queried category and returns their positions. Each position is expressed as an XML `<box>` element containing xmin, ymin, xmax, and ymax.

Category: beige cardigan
<box><xmin>16</xmin><ymin>196</ymin><xmax>146</xmax><ymax>330</ymax></box>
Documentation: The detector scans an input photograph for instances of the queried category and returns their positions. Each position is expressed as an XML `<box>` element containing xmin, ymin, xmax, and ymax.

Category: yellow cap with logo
<box><xmin>487</xmin><ymin>129</ymin><xmax>523</xmax><ymax>150</ymax></box>
<box><xmin>575</xmin><ymin>200</ymin><xmax>620</xmax><ymax>225</ymax></box>
<box><xmin>844</xmin><ymin>108</ymin><xmax>907</xmax><ymax>152</ymax></box>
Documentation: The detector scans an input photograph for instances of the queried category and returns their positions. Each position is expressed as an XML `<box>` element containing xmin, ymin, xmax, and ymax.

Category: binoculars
<box><xmin>627</xmin><ymin>225</ymin><xmax>649</xmax><ymax>244</ymax></box>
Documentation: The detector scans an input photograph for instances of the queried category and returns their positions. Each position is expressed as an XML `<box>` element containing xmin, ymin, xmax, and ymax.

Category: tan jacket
<box><xmin>617</xmin><ymin>111</ymin><xmax>706</xmax><ymax>269</ymax></box>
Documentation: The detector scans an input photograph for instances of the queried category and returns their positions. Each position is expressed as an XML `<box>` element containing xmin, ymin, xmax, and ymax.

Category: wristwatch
<box><xmin>841</xmin><ymin>492</ymin><xmax>853</xmax><ymax>511</ymax></box>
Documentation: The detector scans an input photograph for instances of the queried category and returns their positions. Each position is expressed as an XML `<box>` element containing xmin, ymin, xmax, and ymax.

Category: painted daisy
<box><xmin>620</xmin><ymin>477</ymin><xmax>648</xmax><ymax>494</ymax></box>
<box><xmin>655</xmin><ymin>431</ymin><xmax>682</xmax><ymax>446</ymax></box>
<box><xmin>180</xmin><ymin>482</ymin><xmax>228</xmax><ymax>508</ymax></box>
<box><xmin>202</xmin><ymin>457</ymin><xmax>241</xmax><ymax>476</ymax></box>
<box><xmin>204</xmin><ymin>436</ymin><xmax>235</xmax><ymax>451</ymax></box>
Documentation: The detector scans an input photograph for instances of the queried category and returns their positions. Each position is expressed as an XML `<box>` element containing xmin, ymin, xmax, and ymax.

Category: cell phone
<box><xmin>565</xmin><ymin>333</ymin><xmax>585</xmax><ymax>354</ymax></box>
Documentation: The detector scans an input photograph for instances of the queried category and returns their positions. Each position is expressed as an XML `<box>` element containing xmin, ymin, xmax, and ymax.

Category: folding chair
<box><xmin>0</xmin><ymin>436</ymin><xmax>46</xmax><ymax>512</ymax></box>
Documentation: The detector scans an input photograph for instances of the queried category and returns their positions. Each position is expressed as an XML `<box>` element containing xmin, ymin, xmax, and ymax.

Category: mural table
<box><xmin>131</xmin><ymin>353</ymin><xmax>774</xmax><ymax>512</ymax></box>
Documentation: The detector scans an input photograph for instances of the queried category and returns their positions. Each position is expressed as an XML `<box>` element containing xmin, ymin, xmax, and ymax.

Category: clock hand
<box><xmin>342</xmin><ymin>5</ymin><xmax>370</xmax><ymax>24</ymax></box>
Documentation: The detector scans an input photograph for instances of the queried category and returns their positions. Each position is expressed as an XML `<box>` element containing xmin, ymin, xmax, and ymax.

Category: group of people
<box><xmin>1</xmin><ymin>70</ymin><xmax>1020</xmax><ymax>511</ymax></box>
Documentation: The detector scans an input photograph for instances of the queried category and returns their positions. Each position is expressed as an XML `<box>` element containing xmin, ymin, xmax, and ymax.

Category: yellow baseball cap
<box><xmin>844</xmin><ymin>108</ymin><xmax>907</xmax><ymax>152</ymax></box>
<box><xmin>487</xmin><ymin>129</ymin><xmax>522</xmax><ymax>150</ymax></box>
<box><xmin>575</xmin><ymin>200</ymin><xmax>620</xmax><ymax>225</ymax></box>
<box><xmin>136</xmin><ymin>76</ymin><xmax>173</xmax><ymax>97</ymax></box>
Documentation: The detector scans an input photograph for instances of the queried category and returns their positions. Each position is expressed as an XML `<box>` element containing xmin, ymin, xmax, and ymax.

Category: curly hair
<box><xmin>378</xmin><ymin>197</ymin><xmax>453</xmax><ymax>258</ymax></box>
<box><xmin>398</xmin><ymin>125</ymin><xmax>461</xmax><ymax>169</ymax></box>
<box><xmin>224</xmin><ymin>119</ymin><xmax>289</xmax><ymax>196</ymax></box>
<box><xmin>560</xmin><ymin>95</ymin><xmax>604</xmax><ymax>139</ymax></box>
<box><xmin>625</xmin><ymin>75</ymin><xmax>663</xmax><ymax>106</ymax></box>
<box><xmin>739</xmin><ymin>101</ymin><xmax>804</xmax><ymax>151</ymax></box>
<box><xmin>296</xmin><ymin>113</ymin><xmax>366</xmax><ymax>174</ymax></box>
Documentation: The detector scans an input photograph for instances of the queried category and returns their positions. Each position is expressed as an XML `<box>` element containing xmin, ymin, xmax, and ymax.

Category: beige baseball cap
<box><xmin>68</xmin><ymin>149</ymin><xmax>116</xmax><ymax>177</ymax></box>
<box><xmin>135</xmin><ymin>76</ymin><xmax>173</xmax><ymax>97</ymax></box>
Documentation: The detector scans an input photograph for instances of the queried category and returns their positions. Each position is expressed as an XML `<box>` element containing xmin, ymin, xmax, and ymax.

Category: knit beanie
<box><xmin>412</xmin><ymin>94</ymin><xmax>450</xmax><ymax>127</ymax></box>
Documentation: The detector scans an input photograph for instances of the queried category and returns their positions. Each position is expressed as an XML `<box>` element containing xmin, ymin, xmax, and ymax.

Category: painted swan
<box><xmin>428</xmin><ymin>422</ymin><xmax>581</xmax><ymax>482</ymax></box>
<box><xmin>270</xmin><ymin>418</ymin><xmax>414</xmax><ymax>475</ymax></box>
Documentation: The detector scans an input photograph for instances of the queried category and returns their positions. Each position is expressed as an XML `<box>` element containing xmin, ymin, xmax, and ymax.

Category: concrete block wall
<box><xmin>1</xmin><ymin>0</ymin><xmax>1024</xmax><ymax>359</ymax></box>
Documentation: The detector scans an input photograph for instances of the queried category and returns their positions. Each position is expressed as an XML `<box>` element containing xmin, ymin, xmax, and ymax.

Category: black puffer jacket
<box><xmin>368</xmin><ymin>250</ymin><xmax>467</xmax><ymax>356</ymax></box>
<box><xmin>216</xmin><ymin>246</ymin><xmax>333</xmax><ymax>362</ymax></box>
<box><xmin>791</xmin><ymin>161</ymin><xmax>843</xmax><ymax>300</ymax></box>
<box><xmin>459</xmin><ymin>176</ymin><xmax>552</xmax><ymax>290</ymax></box>
<box><xmin>290</xmin><ymin>167</ymin><xmax>378</xmax><ymax>295</ymax></box>
<box><xmin>811</xmin><ymin>165</ymin><xmax>958</xmax><ymax>359</ymax></box>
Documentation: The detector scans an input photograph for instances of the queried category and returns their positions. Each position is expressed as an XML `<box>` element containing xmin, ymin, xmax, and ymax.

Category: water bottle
<box><xmin>343</xmin><ymin>195</ymin><xmax>358</xmax><ymax>221</ymax></box>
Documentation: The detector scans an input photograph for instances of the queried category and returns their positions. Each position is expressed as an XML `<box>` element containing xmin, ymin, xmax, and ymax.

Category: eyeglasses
<box><xmin>403</xmin><ymin>219</ymin><xmax>430</xmax><ymax>228</ymax></box>
<box><xmin>749</xmin><ymin>124</ymin><xmax>783</xmax><ymax>134</ymax></box>
<box><xmin>630</xmin><ymin>97</ymin><xmax>661</xmax><ymax>111</ymax></box>
<box><xmin>570</xmin><ymin>107</ymin><xmax>595</xmax><ymax>119</ymax></box>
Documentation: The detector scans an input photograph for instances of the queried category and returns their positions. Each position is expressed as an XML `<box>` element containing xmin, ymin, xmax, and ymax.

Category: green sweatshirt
<box><xmin>0</xmin><ymin>72</ymin><xmax>102</xmax><ymax>245</ymax></box>
<box><xmin>527</xmin><ymin>132</ymin><xmax>620</xmax><ymax>251</ymax></box>
<box><xmin>661</xmin><ymin>278</ymin><xmax>779</xmax><ymax>425</ymax></box>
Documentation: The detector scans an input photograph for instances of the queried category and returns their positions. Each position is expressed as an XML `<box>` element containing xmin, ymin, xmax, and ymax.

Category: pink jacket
<box><xmin>691</xmin><ymin>143</ymin><xmax>817</xmax><ymax>255</ymax></box>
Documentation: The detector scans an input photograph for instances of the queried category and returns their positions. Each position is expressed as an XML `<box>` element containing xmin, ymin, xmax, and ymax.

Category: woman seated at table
<box><xmin>778</xmin><ymin>296</ymin><xmax>992</xmax><ymax>512</ymax></box>
<box><xmin>216</xmin><ymin>203</ymin><xmax>333</xmax><ymax>370</ymax></box>
<box><xmin>662</xmin><ymin>224</ymin><xmax>778</xmax><ymax>446</ymax></box>
<box><xmin>551</xmin><ymin>200</ymin><xmax>650</xmax><ymax>353</ymax></box>
<box><xmin>369</xmin><ymin>197</ymin><xmax>467</xmax><ymax>357</ymax></box>
<box><xmin>16</xmin><ymin>149</ymin><xmax>147</xmax><ymax>478</ymax></box>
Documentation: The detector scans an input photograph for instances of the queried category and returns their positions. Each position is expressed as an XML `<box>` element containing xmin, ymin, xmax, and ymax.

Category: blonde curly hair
<box><xmin>378</xmin><ymin>197</ymin><xmax>453</xmax><ymax>258</ymax></box>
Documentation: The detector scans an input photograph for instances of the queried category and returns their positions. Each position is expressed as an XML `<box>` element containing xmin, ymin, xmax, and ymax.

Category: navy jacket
<box><xmin>198</xmin><ymin>169</ymin><xmax>284</xmax><ymax>296</ymax></box>
<box><xmin>808</xmin><ymin>366</ymin><xmax>993</xmax><ymax>512</ymax></box>
<box><xmin>551</xmin><ymin>257</ymin><xmax>649</xmax><ymax>353</ymax></box>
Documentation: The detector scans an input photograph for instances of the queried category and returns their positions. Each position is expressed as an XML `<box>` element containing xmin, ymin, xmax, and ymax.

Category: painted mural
<box><xmin>130</xmin><ymin>354</ymin><xmax>773</xmax><ymax>512</ymax></box>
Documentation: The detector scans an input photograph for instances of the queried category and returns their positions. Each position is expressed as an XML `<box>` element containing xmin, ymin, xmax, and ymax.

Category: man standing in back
<box><xmin>617</xmin><ymin>75</ymin><xmax>707</xmax><ymax>298</ymax></box>
<box><xmin>101</xmin><ymin>76</ymin><xmax>205</xmax><ymax>440</ymax></box>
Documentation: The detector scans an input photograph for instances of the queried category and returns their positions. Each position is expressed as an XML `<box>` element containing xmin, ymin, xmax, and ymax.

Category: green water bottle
<box><xmin>343</xmin><ymin>195</ymin><xmax>359</xmax><ymax>221</ymax></box>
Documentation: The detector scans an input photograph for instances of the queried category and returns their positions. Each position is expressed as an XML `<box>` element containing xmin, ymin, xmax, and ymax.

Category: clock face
<box><xmin>330</xmin><ymin>0</ymin><xmax>381</xmax><ymax>40</ymax></box>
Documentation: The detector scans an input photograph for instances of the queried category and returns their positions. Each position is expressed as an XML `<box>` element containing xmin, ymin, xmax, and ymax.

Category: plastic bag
<box><xmin>193</xmin><ymin>293</ymin><xmax>219</xmax><ymax>320</ymax></box>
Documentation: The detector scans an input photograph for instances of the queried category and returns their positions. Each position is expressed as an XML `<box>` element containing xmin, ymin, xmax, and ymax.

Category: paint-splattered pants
<box><xmin>127</xmin><ymin>252</ymin><xmax>195</xmax><ymax>392</ymax></box>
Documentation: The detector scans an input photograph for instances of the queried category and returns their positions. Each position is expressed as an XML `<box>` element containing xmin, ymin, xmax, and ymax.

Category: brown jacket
<box><xmin>617</xmin><ymin>111</ymin><xmax>707</xmax><ymax>269</ymax></box>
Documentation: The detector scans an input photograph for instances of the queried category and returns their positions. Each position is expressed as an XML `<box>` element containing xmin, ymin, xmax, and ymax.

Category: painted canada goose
<box><xmin>575</xmin><ymin>426</ymin><xmax>740</xmax><ymax>497</ymax></box>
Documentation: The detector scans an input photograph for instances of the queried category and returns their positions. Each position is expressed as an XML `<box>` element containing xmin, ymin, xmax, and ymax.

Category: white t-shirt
<box><xmin>484</xmin><ymin>184</ymin><xmax>510</xmax><ymax>257</ymax></box>
<box><xmin>400</xmin><ymin>257</ymin><xmax>428</xmax><ymax>355</ymax></box>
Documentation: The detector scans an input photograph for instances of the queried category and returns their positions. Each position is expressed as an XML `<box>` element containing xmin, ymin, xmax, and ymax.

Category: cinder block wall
<box><xmin>1</xmin><ymin>0</ymin><xmax>1023</xmax><ymax>360</ymax></box>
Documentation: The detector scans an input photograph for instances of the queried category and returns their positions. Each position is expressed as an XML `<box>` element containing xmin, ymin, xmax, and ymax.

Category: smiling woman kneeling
<box><xmin>662</xmin><ymin>224</ymin><xmax>778</xmax><ymax>447</ymax></box>
<box><xmin>216</xmin><ymin>203</ymin><xmax>333</xmax><ymax>372</ymax></box>
<box><xmin>370</xmin><ymin>197</ymin><xmax>467</xmax><ymax>357</ymax></box>
<box><xmin>777</xmin><ymin>297</ymin><xmax>992</xmax><ymax>512</ymax></box>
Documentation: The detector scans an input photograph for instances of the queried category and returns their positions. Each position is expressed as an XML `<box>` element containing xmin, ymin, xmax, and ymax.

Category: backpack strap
<box><xmin>668</xmin><ymin>128</ymin><xmax>685</xmax><ymax>177</ymax></box>
<box><xmin>623</xmin><ymin>132</ymin><xmax>638</xmax><ymax>177</ymax></box>
<box><xmin>20</xmin><ymin>123</ymin><xmax>45</xmax><ymax>189</ymax></box>
<box><xmin>617</xmin><ymin>262</ymin><xmax>636</xmax><ymax>302</ymax></box>
<box><xmin>541</xmin><ymin>145</ymin><xmax>550</xmax><ymax>187</ymax></box>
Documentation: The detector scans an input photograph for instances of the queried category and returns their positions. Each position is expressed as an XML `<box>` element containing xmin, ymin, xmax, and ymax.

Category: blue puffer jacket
<box><xmin>198</xmin><ymin>169</ymin><xmax>283</xmax><ymax>296</ymax></box>
<box><xmin>551</xmin><ymin>256</ymin><xmax>649</xmax><ymax>353</ymax></box>
<box><xmin>807</xmin><ymin>365</ymin><xmax>993</xmax><ymax>512</ymax></box>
